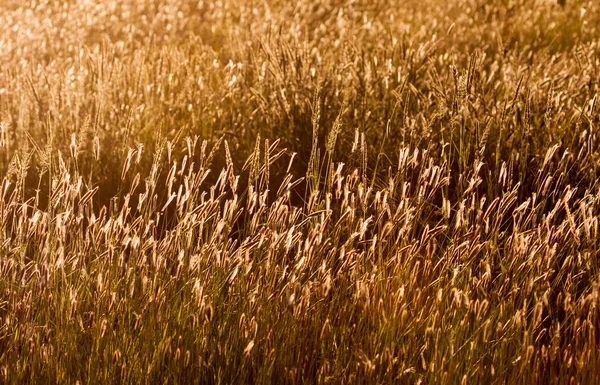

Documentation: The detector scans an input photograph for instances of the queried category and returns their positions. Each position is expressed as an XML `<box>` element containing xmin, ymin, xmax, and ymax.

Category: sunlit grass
<box><xmin>0</xmin><ymin>0</ymin><xmax>599</xmax><ymax>384</ymax></box>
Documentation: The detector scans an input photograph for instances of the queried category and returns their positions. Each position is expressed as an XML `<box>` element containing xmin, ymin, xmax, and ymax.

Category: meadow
<box><xmin>1</xmin><ymin>0</ymin><xmax>600</xmax><ymax>383</ymax></box>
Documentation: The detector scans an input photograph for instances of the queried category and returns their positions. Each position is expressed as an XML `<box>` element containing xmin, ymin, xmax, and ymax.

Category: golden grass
<box><xmin>1</xmin><ymin>0</ymin><xmax>600</xmax><ymax>383</ymax></box>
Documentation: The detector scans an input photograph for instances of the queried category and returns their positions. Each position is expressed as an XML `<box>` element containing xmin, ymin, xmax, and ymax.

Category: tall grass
<box><xmin>1</xmin><ymin>0</ymin><xmax>600</xmax><ymax>383</ymax></box>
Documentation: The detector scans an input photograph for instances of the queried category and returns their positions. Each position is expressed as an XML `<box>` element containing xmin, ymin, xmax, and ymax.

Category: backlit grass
<box><xmin>1</xmin><ymin>0</ymin><xmax>600</xmax><ymax>384</ymax></box>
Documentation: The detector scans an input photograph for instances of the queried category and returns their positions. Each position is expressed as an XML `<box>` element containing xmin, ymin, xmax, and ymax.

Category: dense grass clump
<box><xmin>1</xmin><ymin>0</ymin><xmax>600</xmax><ymax>383</ymax></box>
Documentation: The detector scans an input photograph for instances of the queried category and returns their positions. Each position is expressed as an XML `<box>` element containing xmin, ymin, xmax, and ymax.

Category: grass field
<box><xmin>1</xmin><ymin>0</ymin><xmax>600</xmax><ymax>383</ymax></box>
